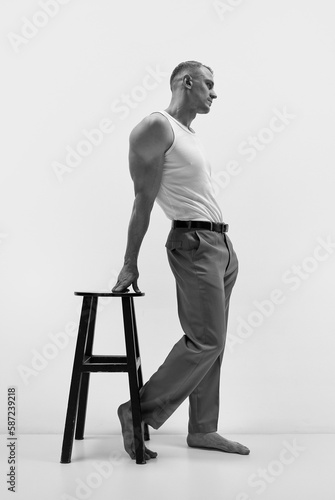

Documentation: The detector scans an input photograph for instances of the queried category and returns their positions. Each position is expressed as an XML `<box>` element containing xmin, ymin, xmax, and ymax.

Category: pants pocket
<box><xmin>165</xmin><ymin>229</ymin><xmax>201</xmax><ymax>253</ymax></box>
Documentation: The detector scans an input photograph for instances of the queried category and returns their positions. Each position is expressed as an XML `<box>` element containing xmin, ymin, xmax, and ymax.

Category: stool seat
<box><xmin>60</xmin><ymin>290</ymin><xmax>149</xmax><ymax>465</ymax></box>
<box><xmin>74</xmin><ymin>291</ymin><xmax>145</xmax><ymax>297</ymax></box>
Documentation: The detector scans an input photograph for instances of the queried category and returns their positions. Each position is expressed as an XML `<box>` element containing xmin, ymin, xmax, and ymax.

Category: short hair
<box><xmin>169</xmin><ymin>60</ymin><xmax>214</xmax><ymax>90</ymax></box>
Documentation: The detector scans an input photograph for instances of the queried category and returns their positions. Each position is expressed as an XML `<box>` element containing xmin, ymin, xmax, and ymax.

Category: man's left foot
<box><xmin>187</xmin><ymin>432</ymin><xmax>250</xmax><ymax>455</ymax></box>
<box><xmin>118</xmin><ymin>401</ymin><xmax>157</xmax><ymax>461</ymax></box>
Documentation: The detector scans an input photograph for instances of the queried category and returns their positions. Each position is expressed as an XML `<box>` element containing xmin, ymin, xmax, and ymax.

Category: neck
<box><xmin>165</xmin><ymin>97</ymin><xmax>197</xmax><ymax>129</ymax></box>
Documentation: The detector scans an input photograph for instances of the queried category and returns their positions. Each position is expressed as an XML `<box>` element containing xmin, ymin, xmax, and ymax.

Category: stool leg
<box><xmin>60</xmin><ymin>296</ymin><xmax>92</xmax><ymax>463</ymax></box>
<box><xmin>75</xmin><ymin>296</ymin><xmax>98</xmax><ymax>440</ymax></box>
<box><xmin>130</xmin><ymin>298</ymin><xmax>150</xmax><ymax>442</ymax></box>
<box><xmin>122</xmin><ymin>296</ymin><xmax>146</xmax><ymax>465</ymax></box>
<box><xmin>74</xmin><ymin>373</ymin><xmax>89</xmax><ymax>440</ymax></box>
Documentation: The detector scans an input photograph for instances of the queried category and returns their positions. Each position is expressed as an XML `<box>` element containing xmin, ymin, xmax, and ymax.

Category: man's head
<box><xmin>169</xmin><ymin>60</ymin><xmax>217</xmax><ymax>114</ymax></box>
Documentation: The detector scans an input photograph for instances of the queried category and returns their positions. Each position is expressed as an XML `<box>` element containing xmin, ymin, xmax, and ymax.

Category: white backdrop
<box><xmin>1</xmin><ymin>0</ymin><xmax>334</xmax><ymax>436</ymax></box>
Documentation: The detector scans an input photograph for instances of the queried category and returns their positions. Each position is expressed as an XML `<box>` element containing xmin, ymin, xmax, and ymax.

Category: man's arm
<box><xmin>112</xmin><ymin>113</ymin><xmax>173</xmax><ymax>292</ymax></box>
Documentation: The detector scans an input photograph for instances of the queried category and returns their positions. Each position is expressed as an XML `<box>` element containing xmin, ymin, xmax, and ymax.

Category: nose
<box><xmin>210</xmin><ymin>90</ymin><xmax>217</xmax><ymax>100</ymax></box>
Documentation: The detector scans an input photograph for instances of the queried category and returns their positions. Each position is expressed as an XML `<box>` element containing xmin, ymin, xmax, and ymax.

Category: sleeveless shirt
<box><xmin>151</xmin><ymin>110</ymin><xmax>223</xmax><ymax>222</ymax></box>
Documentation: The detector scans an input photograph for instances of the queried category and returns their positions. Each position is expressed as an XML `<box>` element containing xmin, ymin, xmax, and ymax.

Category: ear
<box><xmin>183</xmin><ymin>74</ymin><xmax>193</xmax><ymax>89</ymax></box>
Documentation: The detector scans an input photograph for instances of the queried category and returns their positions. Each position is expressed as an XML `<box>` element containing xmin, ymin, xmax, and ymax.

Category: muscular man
<box><xmin>113</xmin><ymin>61</ymin><xmax>250</xmax><ymax>460</ymax></box>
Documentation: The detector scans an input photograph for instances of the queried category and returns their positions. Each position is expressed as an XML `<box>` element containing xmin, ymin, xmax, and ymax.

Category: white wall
<box><xmin>1</xmin><ymin>0</ymin><xmax>334</xmax><ymax>435</ymax></box>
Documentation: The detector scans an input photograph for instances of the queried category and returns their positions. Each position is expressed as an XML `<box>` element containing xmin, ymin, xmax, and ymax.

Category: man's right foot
<box><xmin>117</xmin><ymin>401</ymin><xmax>157</xmax><ymax>461</ymax></box>
<box><xmin>187</xmin><ymin>432</ymin><xmax>250</xmax><ymax>455</ymax></box>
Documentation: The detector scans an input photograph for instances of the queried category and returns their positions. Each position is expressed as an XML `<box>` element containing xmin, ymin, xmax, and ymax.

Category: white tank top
<box><xmin>151</xmin><ymin>110</ymin><xmax>223</xmax><ymax>222</ymax></box>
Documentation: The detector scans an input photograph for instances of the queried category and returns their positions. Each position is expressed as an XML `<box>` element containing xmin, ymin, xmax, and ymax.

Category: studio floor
<box><xmin>1</xmin><ymin>433</ymin><xmax>334</xmax><ymax>500</ymax></box>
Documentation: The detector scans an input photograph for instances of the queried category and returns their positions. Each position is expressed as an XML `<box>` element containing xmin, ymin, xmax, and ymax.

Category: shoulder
<box><xmin>129</xmin><ymin>112</ymin><xmax>173</xmax><ymax>153</ymax></box>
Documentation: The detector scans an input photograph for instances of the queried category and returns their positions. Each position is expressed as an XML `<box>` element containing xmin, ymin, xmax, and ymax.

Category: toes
<box><xmin>240</xmin><ymin>446</ymin><xmax>250</xmax><ymax>455</ymax></box>
<box><xmin>130</xmin><ymin>446</ymin><xmax>157</xmax><ymax>461</ymax></box>
<box><xmin>234</xmin><ymin>441</ymin><xmax>250</xmax><ymax>455</ymax></box>
<box><xmin>145</xmin><ymin>447</ymin><xmax>158</xmax><ymax>459</ymax></box>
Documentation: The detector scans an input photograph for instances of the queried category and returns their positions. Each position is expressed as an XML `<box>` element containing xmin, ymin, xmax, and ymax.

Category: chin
<box><xmin>198</xmin><ymin>107</ymin><xmax>211</xmax><ymax>115</ymax></box>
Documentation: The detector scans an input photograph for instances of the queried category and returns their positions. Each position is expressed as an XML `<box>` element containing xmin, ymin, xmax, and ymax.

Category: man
<box><xmin>112</xmin><ymin>61</ymin><xmax>250</xmax><ymax>460</ymax></box>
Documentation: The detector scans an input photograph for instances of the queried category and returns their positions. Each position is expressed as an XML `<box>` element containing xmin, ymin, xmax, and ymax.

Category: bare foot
<box><xmin>187</xmin><ymin>432</ymin><xmax>250</xmax><ymax>455</ymax></box>
<box><xmin>117</xmin><ymin>401</ymin><xmax>157</xmax><ymax>461</ymax></box>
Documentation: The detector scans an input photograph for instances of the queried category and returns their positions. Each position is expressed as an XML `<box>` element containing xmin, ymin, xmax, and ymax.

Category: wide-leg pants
<box><xmin>140</xmin><ymin>227</ymin><xmax>238</xmax><ymax>433</ymax></box>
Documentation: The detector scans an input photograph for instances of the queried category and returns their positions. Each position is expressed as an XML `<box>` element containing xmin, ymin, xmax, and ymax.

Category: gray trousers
<box><xmin>140</xmin><ymin>227</ymin><xmax>238</xmax><ymax>433</ymax></box>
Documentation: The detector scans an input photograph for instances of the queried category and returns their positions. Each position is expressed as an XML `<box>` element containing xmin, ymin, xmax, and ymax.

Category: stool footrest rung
<box><xmin>82</xmin><ymin>355</ymin><xmax>141</xmax><ymax>372</ymax></box>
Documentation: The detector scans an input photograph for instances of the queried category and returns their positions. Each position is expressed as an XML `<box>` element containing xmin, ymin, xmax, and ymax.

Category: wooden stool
<box><xmin>60</xmin><ymin>291</ymin><xmax>149</xmax><ymax>465</ymax></box>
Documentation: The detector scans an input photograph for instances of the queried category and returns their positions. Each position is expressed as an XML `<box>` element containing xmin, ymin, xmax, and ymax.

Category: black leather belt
<box><xmin>172</xmin><ymin>220</ymin><xmax>229</xmax><ymax>233</ymax></box>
